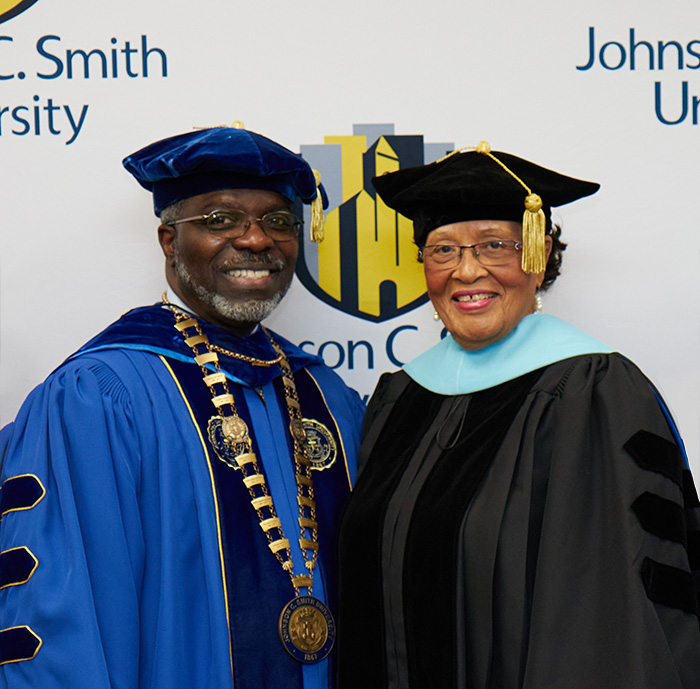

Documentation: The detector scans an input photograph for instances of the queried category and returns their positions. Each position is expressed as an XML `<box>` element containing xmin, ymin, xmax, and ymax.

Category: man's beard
<box><xmin>172</xmin><ymin>247</ymin><xmax>291</xmax><ymax>325</ymax></box>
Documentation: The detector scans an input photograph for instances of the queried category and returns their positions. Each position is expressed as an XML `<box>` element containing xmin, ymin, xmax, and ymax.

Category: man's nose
<box><xmin>232</xmin><ymin>218</ymin><xmax>276</xmax><ymax>252</ymax></box>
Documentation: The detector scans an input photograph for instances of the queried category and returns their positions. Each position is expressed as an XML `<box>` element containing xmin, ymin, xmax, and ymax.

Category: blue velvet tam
<box><xmin>122</xmin><ymin>126</ymin><xmax>328</xmax><ymax>216</ymax></box>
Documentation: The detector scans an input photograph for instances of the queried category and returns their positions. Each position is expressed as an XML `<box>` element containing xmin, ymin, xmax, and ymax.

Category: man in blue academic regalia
<box><xmin>0</xmin><ymin>124</ymin><xmax>364</xmax><ymax>689</ymax></box>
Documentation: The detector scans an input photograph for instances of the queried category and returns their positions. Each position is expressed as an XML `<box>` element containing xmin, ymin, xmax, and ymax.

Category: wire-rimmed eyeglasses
<box><xmin>419</xmin><ymin>240</ymin><xmax>522</xmax><ymax>270</ymax></box>
<box><xmin>168</xmin><ymin>209</ymin><xmax>302</xmax><ymax>242</ymax></box>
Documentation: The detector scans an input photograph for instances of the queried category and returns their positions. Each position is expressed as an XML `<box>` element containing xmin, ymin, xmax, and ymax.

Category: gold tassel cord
<box><xmin>476</xmin><ymin>142</ymin><xmax>547</xmax><ymax>274</ymax></box>
<box><xmin>310</xmin><ymin>169</ymin><xmax>325</xmax><ymax>243</ymax></box>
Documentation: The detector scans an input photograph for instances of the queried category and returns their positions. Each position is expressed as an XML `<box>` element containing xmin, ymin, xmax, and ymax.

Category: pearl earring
<box><xmin>433</xmin><ymin>310</ymin><xmax>441</xmax><ymax>321</ymax></box>
<box><xmin>534</xmin><ymin>294</ymin><xmax>543</xmax><ymax>313</ymax></box>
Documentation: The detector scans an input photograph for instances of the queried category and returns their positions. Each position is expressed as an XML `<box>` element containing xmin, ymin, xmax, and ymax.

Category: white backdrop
<box><xmin>1</xmin><ymin>0</ymin><xmax>698</xmax><ymax>474</ymax></box>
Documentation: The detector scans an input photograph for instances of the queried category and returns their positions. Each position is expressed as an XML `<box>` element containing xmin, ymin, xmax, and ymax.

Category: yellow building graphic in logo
<box><xmin>297</xmin><ymin>125</ymin><xmax>453</xmax><ymax>322</ymax></box>
<box><xmin>0</xmin><ymin>0</ymin><xmax>39</xmax><ymax>24</ymax></box>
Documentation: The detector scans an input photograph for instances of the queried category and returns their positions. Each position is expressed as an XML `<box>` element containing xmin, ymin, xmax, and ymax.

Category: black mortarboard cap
<box><xmin>372</xmin><ymin>141</ymin><xmax>599</xmax><ymax>272</ymax></box>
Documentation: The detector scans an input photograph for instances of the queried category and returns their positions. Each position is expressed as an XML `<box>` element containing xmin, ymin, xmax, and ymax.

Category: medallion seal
<box><xmin>278</xmin><ymin>595</ymin><xmax>335</xmax><ymax>663</ymax></box>
<box><xmin>302</xmin><ymin>418</ymin><xmax>337</xmax><ymax>471</ymax></box>
<box><xmin>208</xmin><ymin>415</ymin><xmax>246</xmax><ymax>469</ymax></box>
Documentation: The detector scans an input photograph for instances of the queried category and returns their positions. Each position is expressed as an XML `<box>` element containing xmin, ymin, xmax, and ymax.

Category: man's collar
<box><xmin>164</xmin><ymin>287</ymin><xmax>196</xmax><ymax>316</ymax></box>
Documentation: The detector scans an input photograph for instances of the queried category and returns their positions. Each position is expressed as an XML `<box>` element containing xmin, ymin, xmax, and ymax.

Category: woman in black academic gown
<box><xmin>336</xmin><ymin>142</ymin><xmax>700</xmax><ymax>689</ymax></box>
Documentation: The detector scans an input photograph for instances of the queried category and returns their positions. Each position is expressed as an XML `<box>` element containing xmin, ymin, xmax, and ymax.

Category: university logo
<box><xmin>0</xmin><ymin>0</ymin><xmax>39</xmax><ymax>24</ymax></box>
<box><xmin>297</xmin><ymin>124</ymin><xmax>453</xmax><ymax>322</ymax></box>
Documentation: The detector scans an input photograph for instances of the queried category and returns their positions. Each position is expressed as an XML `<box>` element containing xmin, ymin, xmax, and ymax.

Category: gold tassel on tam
<box><xmin>310</xmin><ymin>169</ymin><xmax>325</xmax><ymax>242</ymax></box>
<box><xmin>522</xmin><ymin>193</ymin><xmax>546</xmax><ymax>274</ymax></box>
<box><xmin>475</xmin><ymin>141</ymin><xmax>547</xmax><ymax>274</ymax></box>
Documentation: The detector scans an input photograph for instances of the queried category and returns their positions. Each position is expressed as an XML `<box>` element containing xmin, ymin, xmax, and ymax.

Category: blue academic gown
<box><xmin>0</xmin><ymin>303</ymin><xmax>364</xmax><ymax>689</ymax></box>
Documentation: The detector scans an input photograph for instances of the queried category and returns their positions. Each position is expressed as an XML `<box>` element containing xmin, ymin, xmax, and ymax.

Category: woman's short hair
<box><xmin>541</xmin><ymin>222</ymin><xmax>566</xmax><ymax>291</ymax></box>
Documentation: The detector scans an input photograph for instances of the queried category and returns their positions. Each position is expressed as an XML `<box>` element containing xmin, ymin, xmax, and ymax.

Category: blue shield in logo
<box><xmin>297</xmin><ymin>124</ymin><xmax>453</xmax><ymax>322</ymax></box>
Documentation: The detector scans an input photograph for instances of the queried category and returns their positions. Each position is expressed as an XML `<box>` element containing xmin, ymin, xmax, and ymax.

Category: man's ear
<box><xmin>158</xmin><ymin>224</ymin><xmax>176</xmax><ymax>265</ymax></box>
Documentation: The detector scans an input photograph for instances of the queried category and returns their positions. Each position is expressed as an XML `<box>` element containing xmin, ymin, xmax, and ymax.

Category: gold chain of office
<box><xmin>162</xmin><ymin>293</ymin><xmax>283</xmax><ymax>367</ymax></box>
<box><xmin>162</xmin><ymin>298</ymin><xmax>320</xmax><ymax>596</ymax></box>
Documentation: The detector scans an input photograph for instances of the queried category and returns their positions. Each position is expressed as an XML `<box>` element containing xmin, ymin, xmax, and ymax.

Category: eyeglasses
<box><xmin>169</xmin><ymin>209</ymin><xmax>302</xmax><ymax>242</ymax></box>
<box><xmin>419</xmin><ymin>240</ymin><xmax>522</xmax><ymax>270</ymax></box>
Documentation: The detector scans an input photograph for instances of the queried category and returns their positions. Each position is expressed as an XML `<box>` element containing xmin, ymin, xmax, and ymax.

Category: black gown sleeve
<box><xmin>473</xmin><ymin>354</ymin><xmax>700</xmax><ymax>689</ymax></box>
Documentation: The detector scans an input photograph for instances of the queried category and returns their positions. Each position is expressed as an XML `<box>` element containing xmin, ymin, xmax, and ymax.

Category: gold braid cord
<box><xmin>475</xmin><ymin>141</ymin><xmax>546</xmax><ymax>274</ymax></box>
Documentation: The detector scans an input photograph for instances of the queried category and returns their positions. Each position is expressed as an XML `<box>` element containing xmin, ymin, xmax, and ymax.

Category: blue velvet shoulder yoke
<box><xmin>71</xmin><ymin>303</ymin><xmax>323</xmax><ymax>388</ymax></box>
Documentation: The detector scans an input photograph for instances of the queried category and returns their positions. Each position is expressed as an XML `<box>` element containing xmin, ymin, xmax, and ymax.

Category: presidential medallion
<box><xmin>302</xmin><ymin>419</ymin><xmax>337</xmax><ymax>471</ymax></box>
<box><xmin>278</xmin><ymin>595</ymin><xmax>335</xmax><ymax>663</ymax></box>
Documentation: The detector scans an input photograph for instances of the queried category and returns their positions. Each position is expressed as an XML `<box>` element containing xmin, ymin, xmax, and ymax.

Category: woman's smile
<box><xmin>452</xmin><ymin>290</ymin><xmax>498</xmax><ymax>309</ymax></box>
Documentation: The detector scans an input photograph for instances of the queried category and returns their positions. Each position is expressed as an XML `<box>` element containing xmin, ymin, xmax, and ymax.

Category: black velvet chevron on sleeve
<box><xmin>624</xmin><ymin>430</ymin><xmax>684</xmax><ymax>488</ymax></box>
<box><xmin>625</xmin><ymin>430</ymin><xmax>700</xmax><ymax>620</ymax></box>
<box><xmin>641</xmin><ymin>558</ymin><xmax>699</xmax><ymax>617</ymax></box>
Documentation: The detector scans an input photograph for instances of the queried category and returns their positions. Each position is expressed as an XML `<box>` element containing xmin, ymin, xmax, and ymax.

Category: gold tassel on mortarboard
<box><xmin>475</xmin><ymin>141</ymin><xmax>546</xmax><ymax>274</ymax></box>
<box><xmin>521</xmin><ymin>192</ymin><xmax>546</xmax><ymax>273</ymax></box>
<box><xmin>310</xmin><ymin>169</ymin><xmax>325</xmax><ymax>242</ymax></box>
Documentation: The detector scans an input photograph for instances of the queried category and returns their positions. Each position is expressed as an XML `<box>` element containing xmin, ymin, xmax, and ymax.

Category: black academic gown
<box><xmin>337</xmin><ymin>353</ymin><xmax>700</xmax><ymax>689</ymax></box>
